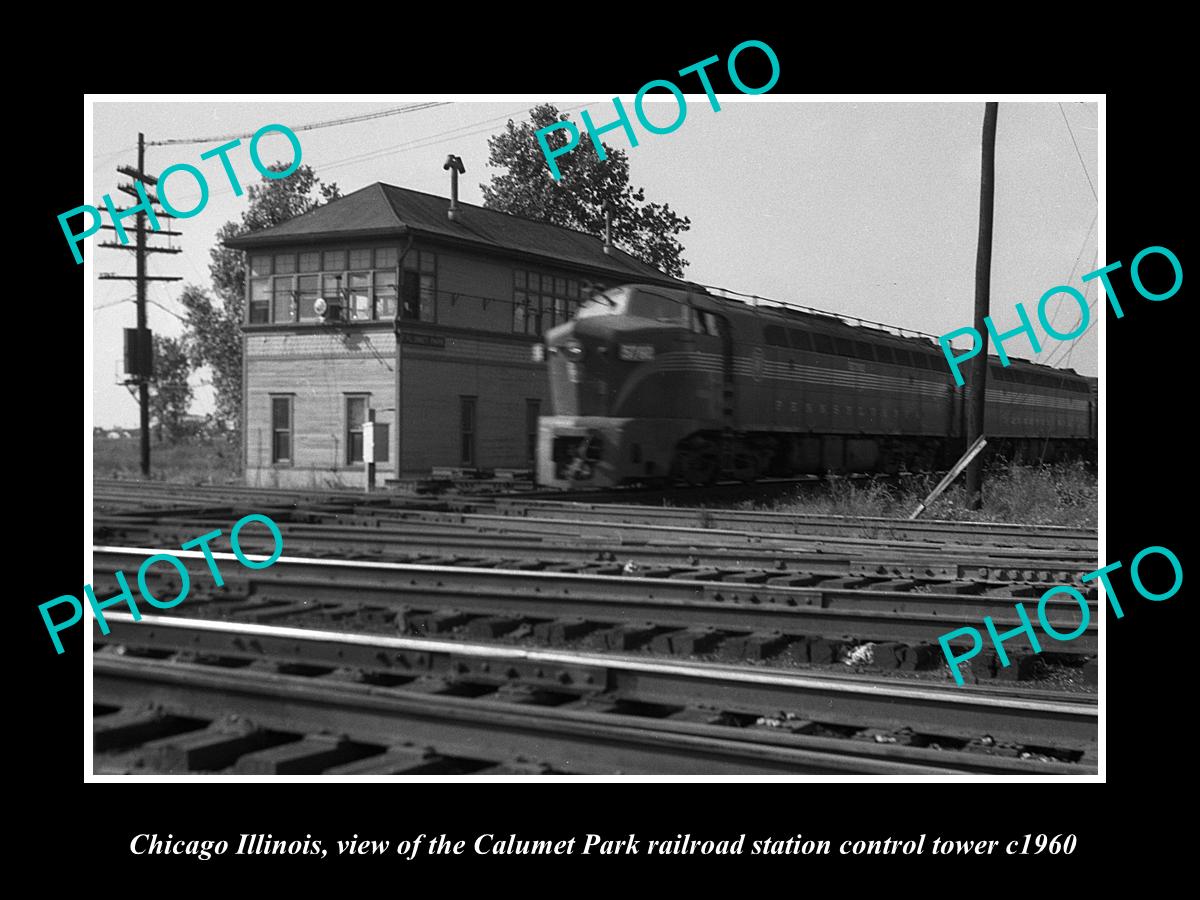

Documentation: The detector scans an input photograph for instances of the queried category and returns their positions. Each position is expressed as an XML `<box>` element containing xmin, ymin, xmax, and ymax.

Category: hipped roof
<box><xmin>223</xmin><ymin>182</ymin><xmax>680</xmax><ymax>285</ymax></box>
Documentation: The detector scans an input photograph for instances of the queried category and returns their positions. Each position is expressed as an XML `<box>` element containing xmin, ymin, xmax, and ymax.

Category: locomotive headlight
<box><xmin>563</xmin><ymin>339</ymin><xmax>584</xmax><ymax>360</ymax></box>
<box><xmin>618</xmin><ymin>343</ymin><xmax>655</xmax><ymax>361</ymax></box>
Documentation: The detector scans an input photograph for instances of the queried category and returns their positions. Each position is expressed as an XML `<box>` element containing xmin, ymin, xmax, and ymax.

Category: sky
<box><xmin>89</xmin><ymin>98</ymin><xmax>1098</xmax><ymax>427</ymax></box>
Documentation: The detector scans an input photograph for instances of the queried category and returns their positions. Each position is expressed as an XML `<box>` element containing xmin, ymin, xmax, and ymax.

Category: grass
<box><xmin>750</xmin><ymin>460</ymin><xmax>1097</xmax><ymax>529</ymax></box>
<box><xmin>93</xmin><ymin>435</ymin><xmax>242</xmax><ymax>484</ymax></box>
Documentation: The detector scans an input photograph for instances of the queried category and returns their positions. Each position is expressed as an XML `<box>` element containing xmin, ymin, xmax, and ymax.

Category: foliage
<box><xmin>747</xmin><ymin>460</ymin><xmax>1098</xmax><ymax>530</ymax></box>
<box><xmin>93</xmin><ymin>433</ymin><xmax>241</xmax><ymax>484</ymax></box>
<box><xmin>178</xmin><ymin>283</ymin><xmax>242</xmax><ymax>434</ymax></box>
<box><xmin>181</xmin><ymin>164</ymin><xmax>341</xmax><ymax>436</ymax></box>
<box><xmin>147</xmin><ymin>334</ymin><xmax>194</xmax><ymax>442</ymax></box>
<box><xmin>480</xmin><ymin>104</ymin><xmax>692</xmax><ymax>278</ymax></box>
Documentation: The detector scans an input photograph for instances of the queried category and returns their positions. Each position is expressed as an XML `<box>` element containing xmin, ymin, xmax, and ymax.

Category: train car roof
<box><xmin>619</xmin><ymin>283</ymin><xmax>1089</xmax><ymax>383</ymax></box>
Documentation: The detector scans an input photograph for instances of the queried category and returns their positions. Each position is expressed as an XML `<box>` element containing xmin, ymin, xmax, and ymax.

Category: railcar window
<box><xmin>691</xmin><ymin>309</ymin><xmax>715</xmax><ymax>335</ymax></box>
<box><xmin>875</xmin><ymin>345</ymin><xmax>895</xmax><ymax>364</ymax></box>
<box><xmin>764</xmin><ymin>325</ymin><xmax>789</xmax><ymax>347</ymax></box>
<box><xmin>812</xmin><ymin>332</ymin><xmax>835</xmax><ymax>354</ymax></box>
<box><xmin>702</xmin><ymin>311</ymin><xmax>723</xmax><ymax>336</ymax></box>
<box><xmin>833</xmin><ymin>336</ymin><xmax>853</xmax><ymax>357</ymax></box>
<box><xmin>788</xmin><ymin>329</ymin><xmax>811</xmax><ymax>351</ymax></box>
<box><xmin>631</xmin><ymin>290</ymin><xmax>688</xmax><ymax>323</ymax></box>
<box><xmin>577</xmin><ymin>288</ymin><xmax>630</xmax><ymax>319</ymax></box>
<box><xmin>853</xmin><ymin>341</ymin><xmax>875</xmax><ymax>361</ymax></box>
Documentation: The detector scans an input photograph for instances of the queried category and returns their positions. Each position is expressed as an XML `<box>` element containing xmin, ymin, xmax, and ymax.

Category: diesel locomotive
<box><xmin>536</xmin><ymin>283</ymin><xmax>1096</xmax><ymax>489</ymax></box>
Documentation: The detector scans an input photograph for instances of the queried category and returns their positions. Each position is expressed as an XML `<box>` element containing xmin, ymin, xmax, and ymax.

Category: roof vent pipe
<box><xmin>443</xmin><ymin>155</ymin><xmax>466</xmax><ymax>221</ymax></box>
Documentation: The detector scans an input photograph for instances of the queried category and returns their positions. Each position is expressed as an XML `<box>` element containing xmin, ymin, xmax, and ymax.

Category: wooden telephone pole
<box><xmin>964</xmin><ymin>103</ymin><xmax>998</xmax><ymax>510</ymax></box>
<box><xmin>97</xmin><ymin>132</ymin><xmax>182</xmax><ymax>476</ymax></box>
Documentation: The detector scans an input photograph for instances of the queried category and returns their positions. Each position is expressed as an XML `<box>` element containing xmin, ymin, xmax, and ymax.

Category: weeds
<box><xmin>93</xmin><ymin>435</ymin><xmax>241</xmax><ymax>485</ymax></box>
<box><xmin>764</xmin><ymin>461</ymin><xmax>1096</xmax><ymax>528</ymax></box>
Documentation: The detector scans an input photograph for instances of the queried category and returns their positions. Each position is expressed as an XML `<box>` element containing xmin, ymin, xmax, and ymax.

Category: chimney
<box><xmin>602</xmin><ymin>204</ymin><xmax>612</xmax><ymax>255</ymax></box>
<box><xmin>443</xmin><ymin>154</ymin><xmax>466</xmax><ymax>221</ymax></box>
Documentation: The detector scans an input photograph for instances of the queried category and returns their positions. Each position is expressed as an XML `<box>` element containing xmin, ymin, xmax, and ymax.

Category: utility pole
<box><xmin>97</xmin><ymin>132</ymin><xmax>181</xmax><ymax>477</ymax></box>
<box><xmin>965</xmin><ymin>102</ymin><xmax>998</xmax><ymax>510</ymax></box>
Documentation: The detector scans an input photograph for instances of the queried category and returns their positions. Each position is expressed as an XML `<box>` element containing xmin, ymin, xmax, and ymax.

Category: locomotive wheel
<box><xmin>678</xmin><ymin>451</ymin><xmax>719</xmax><ymax>486</ymax></box>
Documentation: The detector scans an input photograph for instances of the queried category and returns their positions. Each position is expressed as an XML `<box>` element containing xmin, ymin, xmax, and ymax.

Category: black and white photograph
<box><xmin>82</xmin><ymin>94</ymin><xmax>1101</xmax><ymax>780</ymax></box>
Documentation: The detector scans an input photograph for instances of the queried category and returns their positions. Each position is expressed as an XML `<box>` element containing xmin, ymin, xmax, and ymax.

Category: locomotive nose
<box><xmin>545</xmin><ymin>320</ymin><xmax>616</xmax><ymax>418</ymax></box>
<box><xmin>546</xmin><ymin>317</ymin><xmax>619</xmax><ymax>354</ymax></box>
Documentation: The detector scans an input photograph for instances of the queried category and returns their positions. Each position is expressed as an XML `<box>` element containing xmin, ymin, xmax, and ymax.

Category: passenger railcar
<box><xmin>537</xmin><ymin>284</ymin><xmax>1096</xmax><ymax>488</ymax></box>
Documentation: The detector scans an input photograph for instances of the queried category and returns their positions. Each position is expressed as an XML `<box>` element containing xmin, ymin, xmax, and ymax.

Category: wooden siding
<box><xmin>243</xmin><ymin>241</ymin><xmax>608</xmax><ymax>484</ymax></box>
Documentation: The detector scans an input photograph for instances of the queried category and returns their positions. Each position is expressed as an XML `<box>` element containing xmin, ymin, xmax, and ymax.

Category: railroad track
<box><xmin>488</xmin><ymin>499</ymin><xmax>1096</xmax><ymax>551</ymax></box>
<box><xmin>93</xmin><ymin>547</ymin><xmax>1098</xmax><ymax>687</ymax></box>
<box><xmin>97</xmin><ymin>513</ymin><xmax>1095</xmax><ymax>586</ymax></box>
<box><xmin>94</xmin><ymin>479</ymin><xmax>1096</xmax><ymax>553</ymax></box>
<box><xmin>93</xmin><ymin>613</ymin><xmax>1097</xmax><ymax>775</ymax></box>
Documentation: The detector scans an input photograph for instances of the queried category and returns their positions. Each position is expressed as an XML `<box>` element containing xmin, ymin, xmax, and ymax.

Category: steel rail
<box><xmin>90</xmin><ymin>657</ymin><xmax>963</xmax><ymax>775</ymax></box>
<box><xmin>353</xmin><ymin>509</ymin><xmax>1096</xmax><ymax>559</ymax></box>
<box><xmin>97</xmin><ymin>515</ymin><xmax>1095</xmax><ymax>585</ymax></box>
<box><xmin>93</xmin><ymin>547</ymin><xmax>1098</xmax><ymax>654</ymax></box>
<box><xmin>93</xmin><ymin>481</ymin><xmax>1096</xmax><ymax>549</ymax></box>
<box><xmin>489</xmin><ymin>500</ymin><xmax>1096</xmax><ymax>547</ymax></box>
<box><xmin>95</xmin><ymin>613</ymin><xmax>1097</xmax><ymax>771</ymax></box>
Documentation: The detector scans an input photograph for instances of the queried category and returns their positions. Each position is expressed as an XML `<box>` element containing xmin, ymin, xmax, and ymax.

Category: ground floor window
<box><xmin>461</xmin><ymin>396</ymin><xmax>477</xmax><ymax>466</ymax></box>
<box><xmin>271</xmin><ymin>395</ymin><xmax>293</xmax><ymax>463</ymax></box>
<box><xmin>346</xmin><ymin>395</ymin><xmax>368</xmax><ymax>464</ymax></box>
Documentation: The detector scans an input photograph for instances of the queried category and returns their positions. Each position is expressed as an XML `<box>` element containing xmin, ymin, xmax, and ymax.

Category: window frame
<box><xmin>270</xmin><ymin>394</ymin><xmax>294</xmax><ymax>465</ymax></box>
<box><xmin>345</xmin><ymin>394</ymin><xmax>370</xmax><ymax>466</ymax></box>
<box><xmin>246</xmin><ymin>246</ymin><xmax>406</xmax><ymax>324</ymax></box>
<box><xmin>460</xmin><ymin>395</ymin><xmax>477</xmax><ymax>467</ymax></box>
<box><xmin>273</xmin><ymin>274</ymin><xmax>296</xmax><ymax>323</ymax></box>
<box><xmin>401</xmin><ymin>250</ymin><xmax>439</xmax><ymax>322</ymax></box>
<box><xmin>346</xmin><ymin>271</ymin><xmax>372</xmax><ymax>322</ymax></box>
<box><xmin>513</xmin><ymin>268</ymin><xmax>582</xmax><ymax>334</ymax></box>
<box><xmin>249</xmin><ymin>277</ymin><xmax>272</xmax><ymax>324</ymax></box>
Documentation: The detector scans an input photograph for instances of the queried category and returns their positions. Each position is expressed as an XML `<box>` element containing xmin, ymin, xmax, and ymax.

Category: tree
<box><xmin>148</xmin><ymin>334</ymin><xmax>193</xmax><ymax>443</ymax></box>
<box><xmin>481</xmin><ymin>104</ymin><xmax>691</xmax><ymax>277</ymax></box>
<box><xmin>181</xmin><ymin>164</ymin><xmax>341</xmax><ymax>436</ymax></box>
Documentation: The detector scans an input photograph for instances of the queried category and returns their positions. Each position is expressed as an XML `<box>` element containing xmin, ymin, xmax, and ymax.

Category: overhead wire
<box><xmin>156</xmin><ymin>103</ymin><xmax>586</xmax><ymax>207</ymax></box>
<box><xmin>1038</xmin><ymin>213</ymin><xmax>1097</xmax><ymax>362</ymax></box>
<box><xmin>146</xmin><ymin>103</ymin><xmax>449</xmax><ymax>146</ymax></box>
<box><xmin>1057</xmin><ymin>102</ymin><xmax>1097</xmax><ymax>200</ymax></box>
